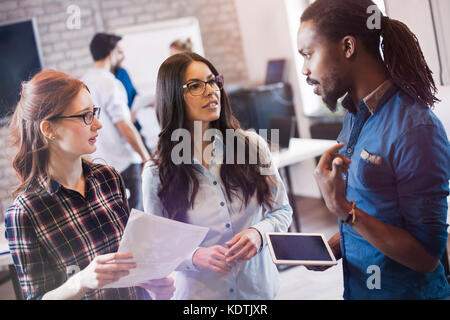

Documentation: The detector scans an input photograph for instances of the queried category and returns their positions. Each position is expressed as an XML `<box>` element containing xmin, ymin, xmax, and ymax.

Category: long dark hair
<box><xmin>153</xmin><ymin>52</ymin><xmax>277</xmax><ymax>221</ymax></box>
<box><xmin>9</xmin><ymin>70</ymin><xmax>89</xmax><ymax>197</ymax></box>
<box><xmin>301</xmin><ymin>0</ymin><xmax>439</xmax><ymax>108</ymax></box>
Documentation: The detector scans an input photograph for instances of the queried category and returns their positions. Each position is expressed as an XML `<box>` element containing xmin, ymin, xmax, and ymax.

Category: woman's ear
<box><xmin>40</xmin><ymin>120</ymin><xmax>56</xmax><ymax>140</ymax></box>
<box><xmin>342</xmin><ymin>36</ymin><xmax>356</xmax><ymax>59</ymax></box>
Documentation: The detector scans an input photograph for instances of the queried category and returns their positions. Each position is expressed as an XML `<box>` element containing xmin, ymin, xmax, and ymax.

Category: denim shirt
<box><xmin>337</xmin><ymin>81</ymin><xmax>450</xmax><ymax>299</ymax></box>
<box><xmin>142</xmin><ymin>131</ymin><xmax>292</xmax><ymax>299</ymax></box>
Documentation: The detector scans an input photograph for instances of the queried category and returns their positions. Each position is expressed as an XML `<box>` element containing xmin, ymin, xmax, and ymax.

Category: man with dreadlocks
<box><xmin>298</xmin><ymin>0</ymin><xmax>449</xmax><ymax>299</ymax></box>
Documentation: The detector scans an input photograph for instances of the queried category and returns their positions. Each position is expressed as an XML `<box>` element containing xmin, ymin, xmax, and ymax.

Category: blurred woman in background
<box><xmin>169</xmin><ymin>38</ymin><xmax>193</xmax><ymax>55</ymax></box>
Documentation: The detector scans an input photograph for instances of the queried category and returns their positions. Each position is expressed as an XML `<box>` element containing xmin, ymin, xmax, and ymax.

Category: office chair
<box><xmin>9</xmin><ymin>265</ymin><xmax>23</xmax><ymax>300</ymax></box>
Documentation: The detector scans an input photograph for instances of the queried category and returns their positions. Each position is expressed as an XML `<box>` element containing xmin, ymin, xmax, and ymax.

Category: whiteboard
<box><xmin>114</xmin><ymin>17</ymin><xmax>204</xmax><ymax>95</ymax></box>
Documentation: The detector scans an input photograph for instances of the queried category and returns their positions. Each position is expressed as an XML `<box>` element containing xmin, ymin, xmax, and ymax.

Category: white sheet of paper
<box><xmin>104</xmin><ymin>209</ymin><xmax>208</xmax><ymax>288</ymax></box>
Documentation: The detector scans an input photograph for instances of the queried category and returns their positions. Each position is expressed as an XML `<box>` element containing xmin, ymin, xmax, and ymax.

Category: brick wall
<box><xmin>0</xmin><ymin>0</ymin><xmax>248</xmax><ymax>79</ymax></box>
<box><xmin>0</xmin><ymin>126</ymin><xmax>17</xmax><ymax>221</ymax></box>
<box><xmin>0</xmin><ymin>0</ymin><xmax>248</xmax><ymax>221</ymax></box>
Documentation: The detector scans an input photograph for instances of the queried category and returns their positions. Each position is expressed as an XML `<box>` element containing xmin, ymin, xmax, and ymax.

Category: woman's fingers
<box><xmin>208</xmin><ymin>254</ymin><xmax>232</xmax><ymax>274</ymax></box>
<box><xmin>96</xmin><ymin>252</ymin><xmax>134</xmax><ymax>263</ymax></box>
<box><xmin>227</xmin><ymin>241</ymin><xmax>254</xmax><ymax>262</ymax></box>
<box><xmin>212</xmin><ymin>258</ymin><xmax>232</xmax><ymax>273</ymax></box>
<box><xmin>225</xmin><ymin>234</ymin><xmax>240</xmax><ymax>248</ymax></box>
<box><xmin>242</xmin><ymin>247</ymin><xmax>257</xmax><ymax>260</ymax></box>
<box><xmin>226</xmin><ymin>237</ymin><xmax>246</xmax><ymax>256</ymax></box>
<box><xmin>94</xmin><ymin>267</ymin><xmax>133</xmax><ymax>286</ymax></box>
<box><xmin>212</xmin><ymin>250</ymin><xmax>227</xmax><ymax>261</ymax></box>
<box><xmin>94</xmin><ymin>262</ymin><xmax>137</xmax><ymax>273</ymax></box>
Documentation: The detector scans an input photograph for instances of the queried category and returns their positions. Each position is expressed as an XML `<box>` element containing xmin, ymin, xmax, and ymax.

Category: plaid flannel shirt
<box><xmin>4</xmin><ymin>160</ymin><xmax>150</xmax><ymax>300</ymax></box>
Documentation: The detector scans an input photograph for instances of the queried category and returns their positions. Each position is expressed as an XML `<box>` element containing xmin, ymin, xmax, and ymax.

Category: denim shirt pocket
<box><xmin>357</xmin><ymin>149</ymin><xmax>391</xmax><ymax>189</ymax></box>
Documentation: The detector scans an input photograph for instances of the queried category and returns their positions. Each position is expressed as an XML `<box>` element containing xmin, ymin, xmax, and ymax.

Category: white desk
<box><xmin>271</xmin><ymin>138</ymin><xmax>337</xmax><ymax>231</ymax></box>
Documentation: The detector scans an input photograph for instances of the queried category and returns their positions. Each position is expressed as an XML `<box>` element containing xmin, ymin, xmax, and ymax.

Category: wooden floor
<box><xmin>0</xmin><ymin>196</ymin><xmax>448</xmax><ymax>300</ymax></box>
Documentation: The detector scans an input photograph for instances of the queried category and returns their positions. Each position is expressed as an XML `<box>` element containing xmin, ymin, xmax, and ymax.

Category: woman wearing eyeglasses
<box><xmin>142</xmin><ymin>52</ymin><xmax>293</xmax><ymax>299</ymax></box>
<box><xmin>5</xmin><ymin>70</ymin><xmax>175</xmax><ymax>300</ymax></box>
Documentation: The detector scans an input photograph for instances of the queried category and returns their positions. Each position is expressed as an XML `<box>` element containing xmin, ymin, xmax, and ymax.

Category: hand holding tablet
<box><xmin>266</xmin><ymin>232</ymin><xmax>338</xmax><ymax>266</ymax></box>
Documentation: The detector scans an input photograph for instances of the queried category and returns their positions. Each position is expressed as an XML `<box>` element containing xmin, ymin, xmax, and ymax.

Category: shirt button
<box><xmin>346</xmin><ymin>147</ymin><xmax>353</xmax><ymax>154</ymax></box>
<box><xmin>226</xmin><ymin>223</ymin><xmax>230</xmax><ymax>228</ymax></box>
<box><xmin>229</xmin><ymin>288</ymin><xmax>234</xmax><ymax>293</ymax></box>
<box><xmin>213</xmin><ymin>181</ymin><xmax>217</xmax><ymax>185</ymax></box>
<box><xmin>220</xmin><ymin>202</ymin><xmax>225</xmax><ymax>207</ymax></box>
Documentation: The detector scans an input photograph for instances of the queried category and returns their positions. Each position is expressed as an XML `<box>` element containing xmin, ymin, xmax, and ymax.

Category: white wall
<box><xmin>234</xmin><ymin>0</ymin><xmax>323</xmax><ymax>198</ymax></box>
<box><xmin>434</xmin><ymin>86</ymin><xmax>450</xmax><ymax>138</ymax></box>
<box><xmin>384</xmin><ymin>0</ymin><xmax>446</xmax><ymax>86</ymax></box>
<box><xmin>385</xmin><ymin>0</ymin><xmax>450</xmax><ymax>134</ymax></box>
<box><xmin>234</xmin><ymin>0</ymin><xmax>311</xmax><ymax>139</ymax></box>
<box><xmin>386</xmin><ymin>0</ymin><xmax>449</xmax><ymax>220</ymax></box>
<box><xmin>430</xmin><ymin>0</ymin><xmax>450</xmax><ymax>85</ymax></box>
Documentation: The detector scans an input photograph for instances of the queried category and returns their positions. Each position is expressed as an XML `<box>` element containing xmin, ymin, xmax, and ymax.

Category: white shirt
<box><xmin>142</xmin><ymin>131</ymin><xmax>293</xmax><ymax>299</ymax></box>
<box><xmin>81</xmin><ymin>68</ymin><xmax>141</xmax><ymax>173</ymax></box>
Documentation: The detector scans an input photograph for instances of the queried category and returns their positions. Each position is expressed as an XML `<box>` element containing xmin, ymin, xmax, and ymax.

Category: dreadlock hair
<box><xmin>301</xmin><ymin>0</ymin><xmax>439</xmax><ymax>108</ymax></box>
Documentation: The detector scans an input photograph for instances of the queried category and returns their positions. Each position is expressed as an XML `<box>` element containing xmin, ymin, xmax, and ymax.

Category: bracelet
<box><xmin>343</xmin><ymin>201</ymin><xmax>356</xmax><ymax>226</ymax></box>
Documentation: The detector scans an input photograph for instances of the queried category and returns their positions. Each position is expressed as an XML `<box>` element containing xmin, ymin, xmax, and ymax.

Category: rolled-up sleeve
<box><xmin>393</xmin><ymin>125</ymin><xmax>450</xmax><ymax>259</ymax></box>
<box><xmin>249</xmin><ymin>134</ymin><xmax>293</xmax><ymax>247</ymax></box>
<box><xmin>5</xmin><ymin>204</ymin><xmax>59</xmax><ymax>300</ymax></box>
<box><xmin>104</xmin><ymin>80</ymin><xmax>131</xmax><ymax>124</ymax></box>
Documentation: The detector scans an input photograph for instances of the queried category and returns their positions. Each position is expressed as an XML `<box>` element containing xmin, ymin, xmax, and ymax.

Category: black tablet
<box><xmin>266</xmin><ymin>232</ymin><xmax>337</xmax><ymax>266</ymax></box>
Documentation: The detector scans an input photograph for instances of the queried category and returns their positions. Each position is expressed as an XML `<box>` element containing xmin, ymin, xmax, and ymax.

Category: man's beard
<box><xmin>320</xmin><ymin>75</ymin><xmax>346</xmax><ymax>112</ymax></box>
<box><xmin>322</xmin><ymin>89</ymin><xmax>342</xmax><ymax>112</ymax></box>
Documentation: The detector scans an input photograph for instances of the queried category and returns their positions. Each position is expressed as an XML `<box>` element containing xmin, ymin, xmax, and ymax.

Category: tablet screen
<box><xmin>268</xmin><ymin>234</ymin><xmax>333</xmax><ymax>261</ymax></box>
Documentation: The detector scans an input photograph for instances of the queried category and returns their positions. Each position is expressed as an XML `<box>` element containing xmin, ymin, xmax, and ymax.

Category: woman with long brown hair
<box><xmin>142</xmin><ymin>52</ymin><xmax>292</xmax><ymax>299</ymax></box>
<box><xmin>5</xmin><ymin>69</ymin><xmax>174</xmax><ymax>300</ymax></box>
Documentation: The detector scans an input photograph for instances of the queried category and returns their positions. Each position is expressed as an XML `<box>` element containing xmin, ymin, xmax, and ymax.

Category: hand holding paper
<box><xmin>104</xmin><ymin>209</ymin><xmax>209</xmax><ymax>289</ymax></box>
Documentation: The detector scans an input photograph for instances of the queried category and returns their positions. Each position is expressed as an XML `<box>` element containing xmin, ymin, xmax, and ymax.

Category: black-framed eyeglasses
<box><xmin>182</xmin><ymin>75</ymin><xmax>224</xmax><ymax>96</ymax></box>
<box><xmin>49</xmin><ymin>106</ymin><xmax>101</xmax><ymax>125</ymax></box>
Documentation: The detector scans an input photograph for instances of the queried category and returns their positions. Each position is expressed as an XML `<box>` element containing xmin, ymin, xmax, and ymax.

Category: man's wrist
<box><xmin>337</xmin><ymin>199</ymin><xmax>352</xmax><ymax>220</ymax></box>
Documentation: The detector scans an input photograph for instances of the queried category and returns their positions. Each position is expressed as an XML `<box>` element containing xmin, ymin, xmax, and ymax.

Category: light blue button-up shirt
<box><xmin>142</xmin><ymin>131</ymin><xmax>292</xmax><ymax>299</ymax></box>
